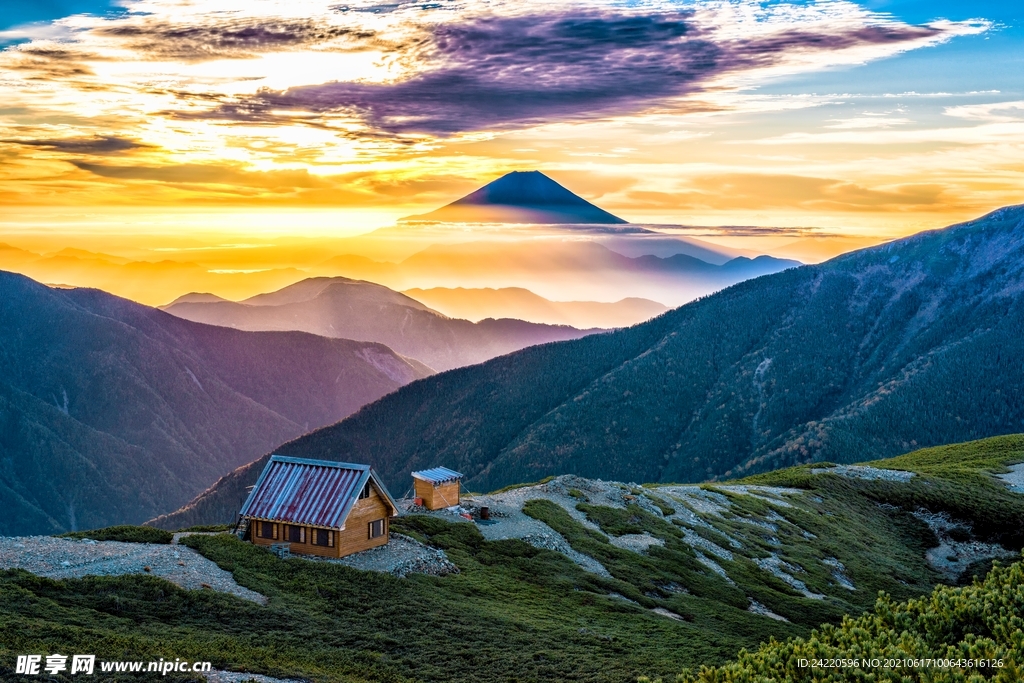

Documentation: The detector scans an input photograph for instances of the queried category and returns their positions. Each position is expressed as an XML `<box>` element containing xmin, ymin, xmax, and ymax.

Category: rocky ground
<box><xmin>810</xmin><ymin>464</ymin><xmax>915</xmax><ymax>482</ymax></box>
<box><xmin>3</xmin><ymin>461</ymin><xmax>1020</xmax><ymax>626</ymax></box>
<box><xmin>308</xmin><ymin>533</ymin><xmax>459</xmax><ymax>578</ymax></box>
<box><xmin>205</xmin><ymin>671</ymin><xmax>309</xmax><ymax>683</ymax></box>
<box><xmin>911</xmin><ymin>509</ymin><xmax>1016</xmax><ymax>581</ymax></box>
<box><xmin>997</xmin><ymin>463</ymin><xmax>1024</xmax><ymax>493</ymax></box>
<box><xmin>0</xmin><ymin>534</ymin><xmax>266</xmax><ymax>603</ymax></box>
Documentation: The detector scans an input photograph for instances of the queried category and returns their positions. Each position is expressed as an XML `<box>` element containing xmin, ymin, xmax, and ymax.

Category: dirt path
<box><xmin>0</xmin><ymin>535</ymin><xmax>266</xmax><ymax>604</ymax></box>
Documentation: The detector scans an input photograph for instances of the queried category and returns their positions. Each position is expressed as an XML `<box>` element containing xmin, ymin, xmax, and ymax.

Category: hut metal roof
<box><xmin>240</xmin><ymin>455</ymin><xmax>398</xmax><ymax>529</ymax></box>
<box><xmin>411</xmin><ymin>466</ymin><xmax>464</xmax><ymax>484</ymax></box>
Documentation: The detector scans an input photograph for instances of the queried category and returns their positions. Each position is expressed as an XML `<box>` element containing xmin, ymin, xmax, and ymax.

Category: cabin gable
<box><xmin>241</xmin><ymin>455</ymin><xmax>397</xmax><ymax>559</ymax></box>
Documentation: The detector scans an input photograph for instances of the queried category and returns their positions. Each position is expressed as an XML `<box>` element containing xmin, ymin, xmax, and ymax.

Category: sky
<box><xmin>0</xmin><ymin>0</ymin><xmax>1021</xmax><ymax>245</ymax></box>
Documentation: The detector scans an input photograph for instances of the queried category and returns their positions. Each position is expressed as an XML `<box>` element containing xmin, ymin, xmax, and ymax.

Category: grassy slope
<box><xmin>2</xmin><ymin>435</ymin><xmax>1022</xmax><ymax>682</ymax></box>
<box><xmin>645</xmin><ymin>555</ymin><xmax>1024</xmax><ymax>682</ymax></box>
<box><xmin>644</xmin><ymin>434</ymin><xmax>1024</xmax><ymax>682</ymax></box>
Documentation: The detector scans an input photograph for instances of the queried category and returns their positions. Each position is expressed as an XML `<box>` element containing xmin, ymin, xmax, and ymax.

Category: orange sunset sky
<box><xmin>0</xmin><ymin>0</ymin><xmax>1021</xmax><ymax>303</ymax></box>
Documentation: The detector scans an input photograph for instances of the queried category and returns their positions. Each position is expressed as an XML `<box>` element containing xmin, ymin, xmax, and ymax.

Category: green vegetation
<box><xmin>1</xmin><ymin>516</ymin><xmax>783</xmax><ymax>683</ymax></box>
<box><xmin>644</xmin><ymin>554</ymin><xmax>1024</xmax><ymax>682</ymax></box>
<box><xmin>489</xmin><ymin>475</ymin><xmax>556</xmax><ymax>494</ymax></box>
<box><xmin>58</xmin><ymin>525</ymin><xmax>174</xmax><ymax>544</ymax></box>
<box><xmin>7</xmin><ymin>435</ymin><xmax>1024</xmax><ymax>682</ymax></box>
<box><xmin>746</xmin><ymin>434</ymin><xmax>1024</xmax><ymax>548</ymax></box>
<box><xmin>176</xmin><ymin>524</ymin><xmax>233</xmax><ymax>533</ymax></box>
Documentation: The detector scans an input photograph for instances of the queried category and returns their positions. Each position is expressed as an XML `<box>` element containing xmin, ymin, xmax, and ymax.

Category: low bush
<box><xmin>58</xmin><ymin>525</ymin><xmax>173</xmax><ymax>544</ymax></box>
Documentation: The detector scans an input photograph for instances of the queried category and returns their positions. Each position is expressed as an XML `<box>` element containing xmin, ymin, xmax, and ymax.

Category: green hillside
<box><xmin>6</xmin><ymin>435</ymin><xmax>1024</xmax><ymax>682</ymax></box>
<box><xmin>655</xmin><ymin>558</ymin><xmax>1024</xmax><ymax>682</ymax></box>
<box><xmin>157</xmin><ymin>206</ymin><xmax>1024</xmax><ymax>530</ymax></box>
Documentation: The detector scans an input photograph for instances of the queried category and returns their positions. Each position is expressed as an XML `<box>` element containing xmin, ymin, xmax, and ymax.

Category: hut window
<box><xmin>313</xmin><ymin>529</ymin><xmax>332</xmax><ymax>547</ymax></box>
<box><xmin>285</xmin><ymin>524</ymin><xmax>303</xmax><ymax>543</ymax></box>
<box><xmin>259</xmin><ymin>521</ymin><xmax>276</xmax><ymax>539</ymax></box>
<box><xmin>358</xmin><ymin>483</ymin><xmax>371</xmax><ymax>500</ymax></box>
<box><xmin>368</xmin><ymin>519</ymin><xmax>385</xmax><ymax>539</ymax></box>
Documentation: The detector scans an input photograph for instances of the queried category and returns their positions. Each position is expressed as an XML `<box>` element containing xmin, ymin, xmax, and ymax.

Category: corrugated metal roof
<box><xmin>411</xmin><ymin>466</ymin><xmax>463</xmax><ymax>484</ymax></box>
<box><xmin>240</xmin><ymin>455</ymin><xmax>397</xmax><ymax>529</ymax></box>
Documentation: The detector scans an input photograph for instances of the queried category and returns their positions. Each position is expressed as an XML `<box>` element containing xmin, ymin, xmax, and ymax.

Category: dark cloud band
<box><xmin>10</xmin><ymin>136</ymin><xmax>148</xmax><ymax>154</ymax></box>
<box><xmin>182</xmin><ymin>11</ymin><xmax>946</xmax><ymax>136</ymax></box>
<box><xmin>97</xmin><ymin>18</ymin><xmax>377</xmax><ymax>60</ymax></box>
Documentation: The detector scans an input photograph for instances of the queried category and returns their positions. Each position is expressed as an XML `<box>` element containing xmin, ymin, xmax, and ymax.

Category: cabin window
<box><xmin>259</xmin><ymin>521</ymin><xmax>276</xmax><ymax>539</ymax></box>
<box><xmin>368</xmin><ymin>519</ymin><xmax>385</xmax><ymax>539</ymax></box>
<box><xmin>284</xmin><ymin>524</ymin><xmax>303</xmax><ymax>543</ymax></box>
<box><xmin>358</xmin><ymin>482</ymin><xmax>371</xmax><ymax>500</ymax></box>
<box><xmin>313</xmin><ymin>529</ymin><xmax>332</xmax><ymax>547</ymax></box>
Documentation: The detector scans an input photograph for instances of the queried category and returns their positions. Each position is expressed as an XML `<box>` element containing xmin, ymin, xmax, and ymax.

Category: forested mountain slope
<box><xmin>160</xmin><ymin>205</ymin><xmax>1024</xmax><ymax>524</ymax></box>
<box><xmin>0</xmin><ymin>271</ymin><xmax>431</xmax><ymax>535</ymax></box>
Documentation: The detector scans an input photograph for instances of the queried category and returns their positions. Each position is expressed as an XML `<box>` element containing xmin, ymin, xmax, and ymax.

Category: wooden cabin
<box><xmin>239</xmin><ymin>455</ymin><xmax>399</xmax><ymax>559</ymax></box>
<box><xmin>411</xmin><ymin>467</ymin><xmax>463</xmax><ymax>510</ymax></box>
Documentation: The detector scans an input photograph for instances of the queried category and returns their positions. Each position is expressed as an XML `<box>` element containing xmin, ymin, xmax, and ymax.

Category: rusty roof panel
<box><xmin>240</xmin><ymin>455</ymin><xmax>395</xmax><ymax>529</ymax></box>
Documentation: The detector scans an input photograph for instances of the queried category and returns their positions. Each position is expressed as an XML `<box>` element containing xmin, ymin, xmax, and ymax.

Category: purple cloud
<box><xmin>185</xmin><ymin>11</ymin><xmax>943</xmax><ymax>136</ymax></box>
<box><xmin>97</xmin><ymin>18</ymin><xmax>376</xmax><ymax>61</ymax></box>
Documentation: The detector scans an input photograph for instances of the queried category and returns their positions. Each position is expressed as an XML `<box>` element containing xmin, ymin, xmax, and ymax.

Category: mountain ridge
<box><xmin>402</xmin><ymin>287</ymin><xmax>669</xmax><ymax>328</ymax></box>
<box><xmin>156</xmin><ymin>204</ymin><xmax>1024</xmax><ymax>527</ymax></box>
<box><xmin>162</xmin><ymin>276</ymin><xmax>600</xmax><ymax>372</ymax></box>
<box><xmin>0</xmin><ymin>271</ymin><xmax>432</xmax><ymax>534</ymax></box>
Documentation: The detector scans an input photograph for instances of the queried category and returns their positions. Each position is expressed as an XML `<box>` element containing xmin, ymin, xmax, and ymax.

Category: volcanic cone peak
<box><xmin>403</xmin><ymin>170</ymin><xmax>628</xmax><ymax>224</ymax></box>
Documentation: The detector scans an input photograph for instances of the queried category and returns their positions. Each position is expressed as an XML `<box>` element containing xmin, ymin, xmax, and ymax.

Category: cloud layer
<box><xmin>196</xmin><ymin>10</ymin><xmax>948</xmax><ymax>135</ymax></box>
<box><xmin>0</xmin><ymin>0</ymin><xmax>1012</xmax><ymax>226</ymax></box>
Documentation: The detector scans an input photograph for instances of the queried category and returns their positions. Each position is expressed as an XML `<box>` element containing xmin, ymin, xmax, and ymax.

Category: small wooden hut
<box><xmin>411</xmin><ymin>467</ymin><xmax>463</xmax><ymax>510</ymax></box>
<box><xmin>239</xmin><ymin>455</ymin><xmax>398</xmax><ymax>558</ymax></box>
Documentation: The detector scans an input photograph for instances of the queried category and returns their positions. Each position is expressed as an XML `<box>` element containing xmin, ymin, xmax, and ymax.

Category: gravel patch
<box><xmin>822</xmin><ymin>557</ymin><xmax>856</xmax><ymax>590</ymax></box>
<box><xmin>997</xmin><ymin>463</ymin><xmax>1024</xmax><ymax>493</ymax></box>
<box><xmin>811</xmin><ymin>465</ymin><xmax>915</xmax><ymax>482</ymax></box>
<box><xmin>651</xmin><ymin>607</ymin><xmax>685</xmax><ymax>621</ymax></box>
<box><xmin>0</xmin><ymin>535</ymin><xmax>266</xmax><ymax>604</ymax></box>
<box><xmin>658</xmin><ymin>487</ymin><xmax>731</xmax><ymax>516</ymax></box>
<box><xmin>911</xmin><ymin>509</ymin><xmax>1015</xmax><ymax>581</ymax></box>
<box><xmin>736</xmin><ymin>516</ymin><xmax>778</xmax><ymax>533</ymax></box>
<box><xmin>714</xmin><ymin>485</ymin><xmax>802</xmax><ymax>508</ymax></box>
<box><xmin>695</xmin><ymin>552</ymin><xmax>735</xmax><ymax>585</ymax></box>
<box><xmin>400</xmin><ymin>475</ymin><xmax>647</xmax><ymax>578</ymax></box>
<box><xmin>310</xmin><ymin>534</ymin><xmax>458</xmax><ymax>578</ymax></box>
<box><xmin>519</xmin><ymin>531</ymin><xmax>612</xmax><ymax>577</ymax></box>
<box><xmin>609</xmin><ymin>533</ymin><xmax>665</xmax><ymax>554</ymax></box>
<box><xmin>754</xmin><ymin>554</ymin><xmax>824</xmax><ymax>600</ymax></box>
<box><xmin>205</xmin><ymin>671</ymin><xmax>309</xmax><ymax>683</ymax></box>
<box><xmin>607</xmin><ymin>592</ymin><xmax>640</xmax><ymax>605</ymax></box>
<box><xmin>678</xmin><ymin>527</ymin><xmax>734</xmax><ymax>560</ymax></box>
<box><xmin>747</xmin><ymin>600</ymin><xmax>789</xmax><ymax>622</ymax></box>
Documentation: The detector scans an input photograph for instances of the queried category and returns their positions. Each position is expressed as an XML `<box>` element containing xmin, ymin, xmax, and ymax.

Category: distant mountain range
<box><xmin>0</xmin><ymin>271</ymin><xmax>432</xmax><ymax>535</ymax></box>
<box><xmin>157</xmin><ymin>205</ymin><xmax>1024</xmax><ymax>527</ymax></box>
<box><xmin>403</xmin><ymin>287</ymin><xmax>669</xmax><ymax>328</ymax></box>
<box><xmin>321</xmin><ymin>241</ymin><xmax>799</xmax><ymax>306</ymax></box>
<box><xmin>162</xmin><ymin>277</ymin><xmax>599</xmax><ymax>372</ymax></box>
<box><xmin>402</xmin><ymin>170</ymin><xmax>628</xmax><ymax>224</ymax></box>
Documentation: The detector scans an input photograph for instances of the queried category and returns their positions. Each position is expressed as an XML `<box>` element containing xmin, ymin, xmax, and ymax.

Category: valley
<box><xmin>163</xmin><ymin>205</ymin><xmax>1024</xmax><ymax>527</ymax></box>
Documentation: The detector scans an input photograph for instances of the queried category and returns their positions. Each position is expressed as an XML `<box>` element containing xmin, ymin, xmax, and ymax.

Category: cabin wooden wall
<box><xmin>251</xmin><ymin>522</ymin><xmax>344</xmax><ymax>558</ymax></box>
<box><xmin>247</xmin><ymin>482</ymin><xmax>392</xmax><ymax>559</ymax></box>
<box><xmin>415</xmin><ymin>479</ymin><xmax>460</xmax><ymax>510</ymax></box>
<box><xmin>336</xmin><ymin>486</ymin><xmax>390</xmax><ymax>557</ymax></box>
